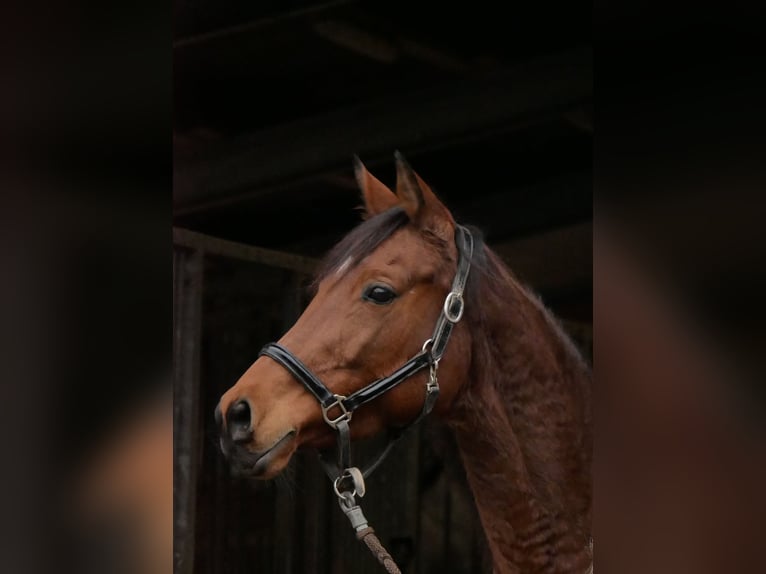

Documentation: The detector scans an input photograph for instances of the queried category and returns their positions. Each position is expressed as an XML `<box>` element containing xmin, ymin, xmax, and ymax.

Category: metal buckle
<box><xmin>428</xmin><ymin>361</ymin><xmax>439</xmax><ymax>391</ymax></box>
<box><xmin>322</xmin><ymin>394</ymin><xmax>352</xmax><ymax>428</ymax></box>
<box><xmin>443</xmin><ymin>291</ymin><xmax>464</xmax><ymax>323</ymax></box>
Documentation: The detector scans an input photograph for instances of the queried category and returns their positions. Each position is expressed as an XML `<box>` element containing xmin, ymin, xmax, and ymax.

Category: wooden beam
<box><xmin>313</xmin><ymin>19</ymin><xmax>398</xmax><ymax>63</ymax></box>
<box><xmin>174</xmin><ymin>48</ymin><xmax>592</xmax><ymax>211</ymax></box>
<box><xmin>173</xmin><ymin>0</ymin><xmax>358</xmax><ymax>49</ymax></box>
<box><xmin>173</xmin><ymin>227</ymin><xmax>318</xmax><ymax>274</ymax></box>
<box><xmin>314</xmin><ymin>19</ymin><xmax>474</xmax><ymax>73</ymax></box>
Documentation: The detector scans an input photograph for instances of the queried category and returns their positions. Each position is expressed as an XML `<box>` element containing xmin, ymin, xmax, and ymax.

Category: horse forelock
<box><xmin>311</xmin><ymin>207</ymin><xmax>409</xmax><ymax>292</ymax></box>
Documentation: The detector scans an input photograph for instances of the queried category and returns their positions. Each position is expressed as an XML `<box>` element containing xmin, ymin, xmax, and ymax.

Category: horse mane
<box><xmin>463</xmin><ymin>232</ymin><xmax>591</xmax><ymax>376</ymax></box>
<box><xmin>458</xmin><ymin>229</ymin><xmax>593</xmax><ymax>560</ymax></box>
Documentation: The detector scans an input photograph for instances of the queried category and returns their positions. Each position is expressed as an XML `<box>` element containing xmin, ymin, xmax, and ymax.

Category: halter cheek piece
<box><xmin>258</xmin><ymin>226</ymin><xmax>474</xmax><ymax>551</ymax></box>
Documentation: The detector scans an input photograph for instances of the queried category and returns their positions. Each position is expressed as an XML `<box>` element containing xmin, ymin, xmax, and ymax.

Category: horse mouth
<box><xmin>228</xmin><ymin>431</ymin><xmax>296</xmax><ymax>478</ymax></box>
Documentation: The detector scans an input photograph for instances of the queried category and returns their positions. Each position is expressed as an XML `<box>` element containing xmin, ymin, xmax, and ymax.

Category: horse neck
<box><xmin>445</xmin><ymin>250</ymin><xmax>592</xmax><ymax>574</ymax></box>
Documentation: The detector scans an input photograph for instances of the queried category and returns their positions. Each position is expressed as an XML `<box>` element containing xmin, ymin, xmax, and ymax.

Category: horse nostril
<box><xmin>226</xmin><ymin>400</ymin><xmax>252</xmax><ymax>442</ymax></box>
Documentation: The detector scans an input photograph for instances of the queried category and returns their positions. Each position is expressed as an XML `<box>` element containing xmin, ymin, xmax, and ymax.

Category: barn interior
<box><xmin>173</xmin><ymin>1</ymin><xmax>592</xmax><ymax>573</ymax></box>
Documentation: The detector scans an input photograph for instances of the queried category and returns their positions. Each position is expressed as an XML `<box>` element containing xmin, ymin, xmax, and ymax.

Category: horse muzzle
<box><xmin>215</xmin><ymin>400</ymin><xmax>297</xmax><ymax>477</ymax></box>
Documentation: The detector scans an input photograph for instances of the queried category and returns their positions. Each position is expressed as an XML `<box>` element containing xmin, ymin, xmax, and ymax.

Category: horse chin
<box><xmin>226</xmin><ymin>430</ymin><xmax>297</xmax><ymax>480</ymax></box>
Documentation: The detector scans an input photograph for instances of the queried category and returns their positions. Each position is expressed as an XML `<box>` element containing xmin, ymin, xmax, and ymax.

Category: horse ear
<box><xmin>354</xmin><ymin>155</ymin><xmax>399</xmax><ymax>218</ymax></box>
<box><xmin>394</xmin><ymin>151</ymin><xmax>454</xmax><ymax>235</ymax></box>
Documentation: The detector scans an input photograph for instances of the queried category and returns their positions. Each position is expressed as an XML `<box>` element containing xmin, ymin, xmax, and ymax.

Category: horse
<box><xmin>216</xmin><ymin>153</ymin><xmax>593</xmax><ymax>574</ymax></box>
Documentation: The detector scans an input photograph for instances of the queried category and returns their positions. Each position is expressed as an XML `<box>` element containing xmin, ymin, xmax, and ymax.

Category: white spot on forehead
<box><xmin>335</xmin><ymin>256</ymin><xmax>353</xmax><ymax>276</ymax></box>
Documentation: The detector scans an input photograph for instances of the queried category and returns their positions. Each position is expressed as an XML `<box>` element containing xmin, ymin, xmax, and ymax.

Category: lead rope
<box><xmin>335</xmin><ymin>488</ymin><xmax>402</xmax><ymax>574</ymax></box>
<box><xmin>357</xmin><ymin>528</ymin><xmax>401</xmax><ymax>574</ymax></box>
<box><xmin>331</xmin><ymin>360</ymin><xmax>439</xmax><ymax>574</ymax></box>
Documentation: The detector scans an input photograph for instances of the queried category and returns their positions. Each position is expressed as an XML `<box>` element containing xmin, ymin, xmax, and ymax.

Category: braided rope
<box><xmin>356</xmin><ymin>527</ymin><xmax>401</xmax><ymax>574</ymax></box>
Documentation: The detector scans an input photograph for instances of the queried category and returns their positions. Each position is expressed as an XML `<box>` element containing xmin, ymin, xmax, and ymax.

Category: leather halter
<box><xmin>258</xmin><ymin>225</ymin><xmax>474</xmax><ymax>497</ymax></box>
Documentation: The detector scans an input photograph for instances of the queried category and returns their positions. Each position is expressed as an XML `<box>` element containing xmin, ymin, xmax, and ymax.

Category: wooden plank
<box><xmin>172</xmin><ymin>247</ymin><xmax>204</xmax><ymax>574</ymax></box>
<box><xmin>173</xmin><ymin>227</ymin><xmax>318</xmax><ymax>274</ymax></box>
<box><xmin>301</xmin><ymin>453</ymin><xmax>331</xmax><ymax>574</ymax></box>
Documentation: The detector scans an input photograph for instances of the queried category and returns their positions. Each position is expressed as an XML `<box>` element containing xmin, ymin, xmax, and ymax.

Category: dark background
<box><xmin>173</xmin><ymin>1</ymin><xmax>592</xmax><ymax>573</ymax></box>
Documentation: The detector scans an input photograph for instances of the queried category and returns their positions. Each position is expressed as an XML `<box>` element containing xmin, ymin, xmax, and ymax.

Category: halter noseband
<box><xmin>258</xmin><ymin>225</ymin><xmax>473</xmax><ymax>557</ymax></box>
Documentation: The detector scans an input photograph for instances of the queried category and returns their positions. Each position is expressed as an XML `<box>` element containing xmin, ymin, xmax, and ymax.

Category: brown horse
<box><xmin>217</xmin><ymin>154</ymin><xmax>592</xmax><ymax>573</ymax></box>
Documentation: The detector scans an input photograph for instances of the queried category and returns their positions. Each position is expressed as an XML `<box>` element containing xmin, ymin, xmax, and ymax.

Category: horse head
<box><xmin>216</xmin><ymin>153</ymin><xmax>472</xmax><ymax>479</ymax></box>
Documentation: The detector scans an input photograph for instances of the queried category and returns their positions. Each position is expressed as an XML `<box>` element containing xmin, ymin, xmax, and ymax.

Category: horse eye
<box><xmin>362</xmin><ymin>284</ymin><xmax>397</xmax><ymax>305</ymax></box>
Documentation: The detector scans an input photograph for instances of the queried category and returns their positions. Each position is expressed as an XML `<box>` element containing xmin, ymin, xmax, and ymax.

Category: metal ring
<box><xmin>333</xmin><ymin>475</ymin><xmax>356</xmax><ymax>499</ymax></box>
<box><xmin>443</xmin><ymin>291</ymin><xmax>464</xmax><ymax>323</ymax></box>
<box><xmin>421</xmin><ymin>338</ymin><xmax>434</xmax><ymax>354</ymax></box>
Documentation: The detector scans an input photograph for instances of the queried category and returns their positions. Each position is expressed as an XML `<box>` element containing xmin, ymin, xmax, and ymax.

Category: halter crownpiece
<box><xmin>258</xmin><ymin>225</ymin><xmax>474</xmax><ymax>573</ymax></box>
